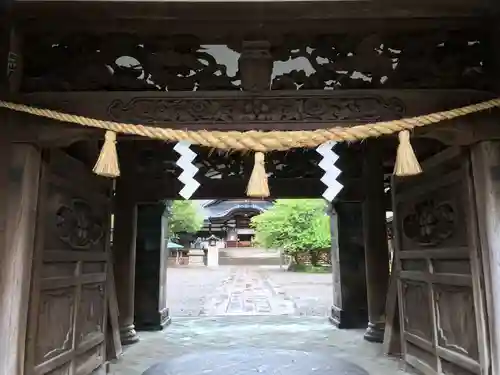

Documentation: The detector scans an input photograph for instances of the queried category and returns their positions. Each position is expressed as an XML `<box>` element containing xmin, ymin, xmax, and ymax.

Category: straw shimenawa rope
<box><xmin>1</xmin><ymin>99</ymin><xmax>498</xmax><ymax>151</ymax></box>
<box><xmin>1</xmin><ymin>98</ymin><xmax>499</xmax><ymax>196</ymax></box>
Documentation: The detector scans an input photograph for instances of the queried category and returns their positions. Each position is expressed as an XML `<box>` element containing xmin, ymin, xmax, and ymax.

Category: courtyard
<box><xmin>109</xmin><ymin>266</ymin><xmax>410</xmax><ymax>375</ymax></box>
<box><xmin>166</xmin><ymin>266</ymin><xmax>334</xmax><ymax>317</ymax></box>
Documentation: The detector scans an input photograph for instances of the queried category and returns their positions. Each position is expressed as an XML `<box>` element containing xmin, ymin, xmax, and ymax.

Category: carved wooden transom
<box><xmin>22</xmin><ymin>29</ymin><xmax>491</xmax><ymax>92</ymax></box>
<box><xmin>271</xmin><ymin>31</ymin><xmax>490</xmax><ymax>90</ymax></box>
<box><xmin>22</xmin><ymin>35</ymin><xmax>242</xmax><ymax>92</ymax></box>
<box><xmin>108</xmin><ymin>95</ymin><xmax>406</xmax><ymax>126</ymax></box>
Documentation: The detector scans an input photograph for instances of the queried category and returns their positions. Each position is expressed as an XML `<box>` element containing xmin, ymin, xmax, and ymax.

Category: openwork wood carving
<box><xmin>108</xmin><ymin>95</ymin><xmax>405</xmax><ymax>125</ymax></box>
<box><xmin>22</xmin><ymin>29</ymin><xmax>491</xmax><ymax>92</ymax></box>
<box><xmin>402</xmin><ymin>199</ymin><xmax>456</xmax><ymax>247</ymax></box>
<box><xmin>134</xmin><ymin>144</ymin><xmax>324</xmax><ymax>179</ymax></box>
<box><xmin>22</xmin><ymin>35</ymin><xmax>241</xmax><ymax>92</ymax></box>
<box><xmin>56</xmin><ymin>199</ymin><xmax>104</xmax><ymax>250</ymax></box>
<box><xmin>271</xmin><ymin>31</ymin><xmax>490</xmax><ymax>90</ymax></box>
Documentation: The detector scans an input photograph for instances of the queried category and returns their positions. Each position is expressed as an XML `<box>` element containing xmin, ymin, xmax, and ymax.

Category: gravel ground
<box><xmin>166</xmin><ymin>267</ymin><xmax>229</xmax><ymax>317</ymax></box>
<box><xmin>263</xmin><ymin>268</ymin><xmax>333</xmax><ymax>316</ymax></box>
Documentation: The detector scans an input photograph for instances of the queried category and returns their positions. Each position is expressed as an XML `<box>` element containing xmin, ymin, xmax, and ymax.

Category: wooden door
<box><xmin>393</xmin><ymin>148</ymin><xmax>489</xmax><ymax>375</ymax></box>
<box><xmin>25</xmin><ymin>150</ymin><xmax>112</xmax><ymax>375</ymax></box>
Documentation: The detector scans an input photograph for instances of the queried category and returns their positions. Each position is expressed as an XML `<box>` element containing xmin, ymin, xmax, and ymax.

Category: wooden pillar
<box><xmin>477</xmin><ymin>27</ymin><xmax>500</xmax><ymax>375</ymax></box>
<box><xmin>0</xmin><ymin>0</ymin><xmax>12</xmax><ymax>87</ymax></box>
<box><xmin>0</xmin><ymin>24</ymin><xmax>37</xmax><ymax>375</ymax></box>
<box><xmin>362</xmin><ymin>141</ymin><xmax>390</xmax><ymax>343</ymax></box>
<box><xmin>470</xmin><ymin>141</ymin><xmax>500</xmax><ymax>375</ymax></box>
<box><xmin>329</xmin><ymin>202</ymin><xmax>368</xmax><ymax>329</ymax></box>
<box><xmin>0</xmin><ymin>145</ymin><xmax>41</xmax><ymax>375</ymax></box>
<box><xmin>113</xmin><ymin>180</ymin><xmax>140</xmax><ymax>345</ymax></box>
<box><xmin>134</xmin><ymin>201</ymin><xmax>171</xmax><ymax>331</ymax></box>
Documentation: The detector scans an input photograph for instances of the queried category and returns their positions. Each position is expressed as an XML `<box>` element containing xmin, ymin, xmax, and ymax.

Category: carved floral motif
<box><xmin>56</xmin><ymin>199</ymin><xmax>104</xmax><ymax>250</ymax></box>
<box><xmin>402</xmin><ymin>199</ymin><xmax>456</xmax><ymax>247</ymax></box>
<box><xmin>108</xmin><ymin>96</ymin><xmax>405</xmax><ymax>124</ymax></box>
<box><xmin>22</xmin><ymin>35</ymin><xmax>240</xmax><ymax>92</ymax></box>
<box><xmin>271</xmin><ymin>31</ymin><xmax>490</xmax><ymax>90</ymax></box>
<box><xmin>21</xmin><ymin>30</ymin><xmax>491</xmax><ymax>92</ymax></box>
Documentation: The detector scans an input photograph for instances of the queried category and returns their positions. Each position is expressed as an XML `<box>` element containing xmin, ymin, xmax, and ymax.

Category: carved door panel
<box><xmin>393</xmin><ymin>149</ymin><xmax>489</xmax><ymax>375</ymax></box>
<box><xmin>25</xmin><ymin>150</ymin><xmax>112</xmax><ymax>375</ymax></box>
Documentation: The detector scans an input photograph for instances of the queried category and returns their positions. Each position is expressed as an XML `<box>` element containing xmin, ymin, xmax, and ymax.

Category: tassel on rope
<box><xmin>393</xmin><ymin>130</ymin><xmax>422</xmax><ymax>176</ymax></box>
<box><xmin>246</xmin><ymin>152</ymin><xmax>270</xmax><ymax>198</ymax></box>
<box><xmin>93</xmin><ymin>130</ymin><xmax>120</xmax><ymax>178</ymax></box>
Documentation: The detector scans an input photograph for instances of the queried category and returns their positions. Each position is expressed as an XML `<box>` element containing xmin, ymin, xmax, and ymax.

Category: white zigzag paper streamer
<box><xmin>174</xmin><ymin>141</ymin><xmax>200</xmax><ymax>199</ymax></box>
<box><xmin>317</xmin><ymin>141</ymin><xmax>343</xmax><ymax>202</ymax></box>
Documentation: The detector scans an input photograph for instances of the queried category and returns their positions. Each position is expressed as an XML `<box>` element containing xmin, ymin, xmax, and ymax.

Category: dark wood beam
<box><xmin>13</xmin><ymin>0</ymin><xmax>497</xmax><ymax>41</ymax></box>
<box><xmin>121</xmin><ymin>176</ymin><xmax>387</xmax><ymax>203</ymax></box>
<box><xmin>416</xmin><ymin>111</ymin><xmax>500</xmax><ymax>146</ymax></box>
<box><xmin>15</xmin><ymin>16</ymin><xmax>492</xmax><ymax>37</ymax></box>
<box><xmin>13</xmin><ymin>89</ymin><xmax>493</xmax><ymax>132</ymax></box>
<box><xmin>65</xmin><ymin>140</ymin><xmax>101</xmax><ymax>168</ymax></box>
<box><xmin>126</xmin><ymin>177</ymin><xmax>327</xmax><ymax>201</ymax></box>
<box><xmin>13</xmin><ymin>0</ymin><xmax>497</xmax><ymax>26</ymax></box>
<box><xmin>0</xmin><ymin>114</ymin><xmax>99</xmax><ymax>147</ymax></box>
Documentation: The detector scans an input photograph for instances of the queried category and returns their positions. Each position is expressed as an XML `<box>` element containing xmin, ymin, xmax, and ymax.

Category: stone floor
<box><xmin>109</xmin><ymin>317</ymin><xmax>410</xmax><ymax>375</ymax></box>
<box><xmin>109</xmin><ymin>266</ymin><xmax>410</xmax><ymax>375</ymax></box>
<box><xmin>142</xmin><ymin>348</ymin><xmax>371</xmax><ymax>375</ymax></box>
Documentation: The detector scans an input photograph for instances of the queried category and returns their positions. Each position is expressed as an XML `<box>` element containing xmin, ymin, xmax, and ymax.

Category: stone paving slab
<box><xmin>123</xmin><ymin>267</ymin><xmax>410</xmax><ymax>375</ymax></box>
<box><xmin>109</xmin><ymin>317</ymin><xmax>411</xmax><ymax>375</ymax></box>
<box><xmin>167</xmin><ymin>266</ymin><xmax>332</xmax><ymax>317</ymax></box>
<box><xmin>202</xmin><ymin>268</ymin><xmax>296</xmax><ymax>316</ymax></box>
<box><xmin>167</xmin><ymin>258</ymin><xmax>335</xmax><ymax>318</ymax></box>
<box><xmin>142</xmin><ymin>348</ymin><xmax>369</xmax><ymax>375</ymax></box>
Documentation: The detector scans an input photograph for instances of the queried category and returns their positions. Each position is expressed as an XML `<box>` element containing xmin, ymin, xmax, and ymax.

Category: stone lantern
<box><xmin>206</xmin><ymin>234</ymin><xmax>220</xmax><ymax>267</ymax></box>
<box><xmin>208</xmin><ymin>234</ymin><xmax>218</xmax><ymax>247</ymax></box>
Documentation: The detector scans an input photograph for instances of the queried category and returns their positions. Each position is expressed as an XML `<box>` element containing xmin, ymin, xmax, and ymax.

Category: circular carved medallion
<box><xmin>56</xmin><ymin>199</ymin><xmax>104</xmax><ymax>250</ymax></box>
<box><xmin>402</xmin><ymin>200</ymin><xmax>456</xmax><ymax>247</ymax></box>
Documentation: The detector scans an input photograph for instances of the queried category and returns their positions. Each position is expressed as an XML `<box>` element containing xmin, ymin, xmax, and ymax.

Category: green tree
<box><xmin>168</xmin><ymin>200</ymin><xmax>203</xmax><ymax>239</ymax></box>
<box><xmin>251</xmin><ymin>199</ymin><xmax>331</xmax><ymax>266</ymax></box>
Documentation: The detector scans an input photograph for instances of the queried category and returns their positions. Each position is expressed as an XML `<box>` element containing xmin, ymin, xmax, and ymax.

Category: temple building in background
<box><xmin>197</xmin><ymin>200</ymin><xmax>274</xmax><ymax>247</ymax></box>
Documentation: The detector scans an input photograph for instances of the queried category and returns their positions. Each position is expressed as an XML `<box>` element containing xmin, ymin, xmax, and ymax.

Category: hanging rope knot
<box><xmin>393</xmin><ymin>130</ymin><xmax>422</xmax><ymax>176</ymax></box>
<box><xmin>105</xmin><ymin>130</ymin><xmax>117</xmax><ymax>142</ymax></box>
<box><xmin>93</xmin><ymin>130</ymin><xmax>120</xmax><ymax>178</ymax></box>
<box><xmin>246</xmin><ymin>152</ymin><xmax>270</xmax><ymax>198</ymax></box>
<box><xmin>255</xmin><ymin>152</ymin><xmax>265</xmax><ymax>165</ymax></box>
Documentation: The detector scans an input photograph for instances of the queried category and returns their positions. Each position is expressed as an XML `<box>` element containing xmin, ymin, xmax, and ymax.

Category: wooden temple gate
<box><xmin>393</xmin><ymin>149</ymin><xmax>489</xmax><ymax>375</ymax></box>
<box><xmin>25</xmin><ymin>150</ymin><xmax>111</xmax><ymax>375</ymax></box>
<box><xmin>2</xmin><ymin>1</ymin><xmax>500</xmax><ymax>375</ymax></box>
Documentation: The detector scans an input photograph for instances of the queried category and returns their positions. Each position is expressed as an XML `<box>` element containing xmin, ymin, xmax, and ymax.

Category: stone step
<box><xmin>218</xmin><ymin>256</ymin><xmax>282</xmax><ymax>266</ymax></box>
<box><xmin>220</xmin><ymin>248</ymin><xmax>280</xmax><ymax>259</ymax></box>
